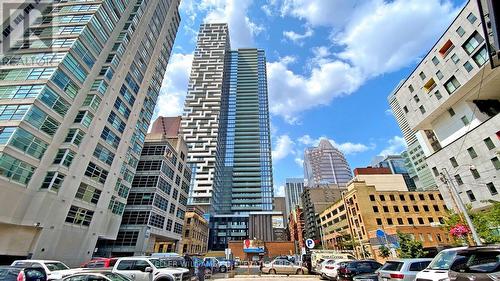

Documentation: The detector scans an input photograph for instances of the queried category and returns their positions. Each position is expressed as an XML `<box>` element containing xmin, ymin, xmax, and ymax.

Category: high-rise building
<box><xmin>182</xmin><ymin>24</ymin><xmax>273</xmax><ymax>250</ymax></box>
<box><xmin>303</xmin><ymin>139</ymin><xmax>353</xmax><ymax>187</ymax></box>
<box><xmin>0</xmin><ymin>0</ymin><xmax>180</xmax><ymax>265</ymax></box>
<box><xmin>371</xmin><ymin>154</ymin><xmax>417</xmax><ymax>190</ymax></box>
<box><xmin>389</xmin><ymin>0</ymin><xmax>500</xmax><ymax>210</ymax></box>
<box><xmin>284</xmin><ymin>178</ymin><xmax>304</xmax><ymax>216</ymax></box>
<box><xmin>181</xmin><ymin>23</ymin><xmax>230</xmax><ymax>209</ymax></box>
<box><xmin>388</xmin><ymin>92</ymin><xmax>436</xmax><ymax>190</ymax></box>
<box><xmin>96</xmin><ymin>117</ymin><xmax>190</xmax><ymax>256</ymax></box>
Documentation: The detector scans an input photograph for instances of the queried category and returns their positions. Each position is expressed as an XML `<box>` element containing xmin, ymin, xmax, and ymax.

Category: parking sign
<box><xmin>305</xmin><ymin>238</ymin><xmax>315</xmax><ymax>249</ymax></box>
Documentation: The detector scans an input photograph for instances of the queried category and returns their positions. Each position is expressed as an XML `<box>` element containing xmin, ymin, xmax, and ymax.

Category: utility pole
<box><xmin>441</xmin><ymin>168</ymin><xmax>482</xmax><ymax>245</ymax></box>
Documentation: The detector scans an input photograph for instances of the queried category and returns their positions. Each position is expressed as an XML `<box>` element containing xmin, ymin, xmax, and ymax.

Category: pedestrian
<box><xmin>197</xmin><ymin>260</ymin><xmax>206</xmax><ymax>281</ymax></box>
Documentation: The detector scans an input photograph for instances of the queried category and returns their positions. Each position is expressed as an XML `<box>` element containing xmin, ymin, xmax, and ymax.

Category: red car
<box><xmin>80</xmin><ymin>258</ymin><xmax>118</xmax><ymax>268</ymax></box>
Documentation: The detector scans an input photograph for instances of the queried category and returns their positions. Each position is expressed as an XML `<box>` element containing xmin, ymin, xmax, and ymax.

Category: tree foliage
<box><xmin>396</xmin><ymin>231</ymin><xmax>427</xmax><ymax>258</ymax></box>
<box><xmin>378</xmin><ymin>245</ymin><xmax>391</xmax><ymax>258</ymax></box>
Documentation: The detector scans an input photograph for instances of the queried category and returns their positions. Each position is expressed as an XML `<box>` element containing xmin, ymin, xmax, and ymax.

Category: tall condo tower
<box><xmin>181</xmin><ymin>24</ymin><xmax>230</xmax><ymax>209</ymax></box>
<box><xmin>303</xmin><ymin>139</ymin><xmax>353</xmax><ymax>187</ymax></box>
<box><xmin>0</xmin><ymin>0</ymin><xmax>180</xmax><ymax>265</ymax></box>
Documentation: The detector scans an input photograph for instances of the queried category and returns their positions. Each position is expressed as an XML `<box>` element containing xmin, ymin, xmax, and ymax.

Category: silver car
<box><xmin>378</xmin><ymin>258</ymin><xmax>432</xmax><ymax>281</ymax></box>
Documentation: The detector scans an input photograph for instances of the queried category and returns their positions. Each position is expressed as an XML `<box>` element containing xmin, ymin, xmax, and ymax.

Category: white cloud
<box><xmin>272</xmin><ymin>134</ymin><xmax>295</xmax><ymax>161</ymax></box>
<box><xmin>202</xmin><ymin>0</ymin><xmax>264</xmax><ymax>48</ymax></box>
<box><xmin>269</xmin><ymin>0</ymin><xmax>459</xmax><ymax>122</ymax></box>
<box><xmin>298</xmin><ymin>135</ymin><xmax>374</xmax><ymax>155</ymax></box>
<box><xmin>154</xmin><ymin>53</ymin><xmax>193</xmax><ymax>119</ymax></box>
<box><xmin>283</xmin><ymin>26</ymin><xmax>313</xmax><ymax>45</ymax></box>
<box><xmin>294</xmin><ymin>157</ymin><xmax>304</xmax><ymax>167</ymax></box>
<box><xmin>274</xmin><ymin>185</ymin><xmax>285</xmax><ymax>197</ymax></box>
<box><xmin>379</xmin><ymin>136</ymin><xmax>407</xmax><ymax>156</ymax></box>
<box><xmin>385</xmin><ymin>108</ymin><xmax>393</xmax><ymax>116</ymax></box>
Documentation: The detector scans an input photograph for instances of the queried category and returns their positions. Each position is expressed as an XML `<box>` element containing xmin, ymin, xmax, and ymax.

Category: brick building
<box><xmin>180</xmin><ymin>206</ymin><xmax>209</xmax><ymax>255</ymax></box>
<box><xmin>288</xmin><ymin>207</ymin><xmax>305</xmax><ymax>250</ymax></box>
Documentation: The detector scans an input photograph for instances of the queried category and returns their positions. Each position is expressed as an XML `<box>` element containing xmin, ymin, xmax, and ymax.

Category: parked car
<box><xmin>416</xmin><ymin>246</ymin><xmax>500</xmax><ymax>281</ymax></box>
<box><xmin>81</xmin><ymin>258</ymin><xmax>118</xmax><ymax>268</ymax></box>
<box><xmin>316</xmin><ymin>258</ymin><xmax>335</xmax><ymax>275</ymax></box>
<box><xmin>354</xmin><ymin>273</ymin><xmax>379</xmax><ymax>281</ymax></box>
<box><xmin>378</xmin><ymin>258</ymin><xmax>432</xmax><ymax>281</ymax></box>
<box><xmin>260</xmin><ymin>259</ymin><xmax>308</xmax><ymax>275</ymax></box>
<box><xmin>338</xmin><ymin>260</ymin><xmax>382</xmax><ymax>280</ymax></box>
<box><xmin>320</xmin><ymin>259</ymin><xmax>350</xmax><ymax>280</ymax></box>
<box><xmin>11</xmin><ymin>260</ymin><xmax>76</xmax><ymax>280</ymax></box>
<box><xmin>216</xmin><ymin>259</ymin><xmax>234</xmax><ymax>273</ymax></box>
<box><xmin>203</xmin><ymin>257</ymin><xmax>220</xmax><ymax>272</ymax></box>
<box><xmin>0</xmin><ymin>266</ymin><xmax>47</xmax><ymax>281</ymax></box>
<box><xmin>112</xmin><ymin>257</ymin><xmax>189</xmax><ymax>281</ymax></box>
<box><xmin>61</xmin><ymin>269</ymin><xmax>131</xmax><ymax>281</ymax></box>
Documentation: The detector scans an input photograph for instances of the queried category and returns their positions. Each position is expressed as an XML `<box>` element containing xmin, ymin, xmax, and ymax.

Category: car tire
<box><xmin>296</xmin><ymin>269</ymin><xmax>304</xmax><ymax>275</ymax></box>
<box><xmin>270</xmin><ymin>269</ymin><xmax>276</xmax><ymax>275</ymax></box>
<box><xmin>220</xmin><ymin>266</ymin><xmax>226</xmax><ymax>273</ymax></box>
<box><xmin>320</xmin><ymin>273</ymin><xmax>327</xmax><ymax>280</ymax></box>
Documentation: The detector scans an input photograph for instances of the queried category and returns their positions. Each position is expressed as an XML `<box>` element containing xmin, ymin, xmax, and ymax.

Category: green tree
<box><xmin>396</xmin><ymin>231</ymin><xmax>427</xmax><ymax>258</ymax></box>
<box><xmin>378</xmin><ymin>245</ymin><xmax>391</xmax><ymax>259</ymax></box>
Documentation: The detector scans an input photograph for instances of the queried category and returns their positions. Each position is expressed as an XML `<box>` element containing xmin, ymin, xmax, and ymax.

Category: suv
<box><xmin>416</xmin><ymin>246</ymin><xmax>500</xmax><ymax>281</ymax></box>
<box><xmin>11</xmin><ymin>260</ymin><xmax>76</xmax><ymax>280</ymax></box>
<box><xmin>338</xmin><ymin>260</ymin><xmax>382</xmax><ymax>280</ymax></box>
<box><xmin>113</xmin><ymin>257</ymin><xmax>189</xmax><ymax>281</ymax></box>
<box><xmin>81</xmin><ymin>258</ymin><xmax>118</xmax><ymax>268</ymax></box>
<box><xmin>0</xmin><ymin>266</ymin><xmax>47</xmax><ymax>281</ymax></box>
<box><xmin>378</xmin><ymin>258</ymin><xmax>432</xmax><ymax>281</ymax></box>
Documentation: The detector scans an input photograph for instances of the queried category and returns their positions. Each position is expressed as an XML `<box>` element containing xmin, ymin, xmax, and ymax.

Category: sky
<box><xmin>153</xmin><ymin>0</ymin><xmax>466</xmax><ymax>197</ymax></box>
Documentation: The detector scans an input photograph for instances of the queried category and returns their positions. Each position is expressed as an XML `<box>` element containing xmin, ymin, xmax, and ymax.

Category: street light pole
<box><xmin>441</xmin><ymin>168</ymin><xmax>482</xmax><ymax>245</ymax></box>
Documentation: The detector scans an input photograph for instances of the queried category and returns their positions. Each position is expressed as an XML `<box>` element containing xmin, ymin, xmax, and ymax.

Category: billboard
<box><xmin>243</xmin><ymin>239</ymin><xmax>265</xmax><ymax>253</ymax></box>
<box><xmin>272</xmin><ymin>215</ymin><xmax>285</xmax><ymax>229</ymax></box>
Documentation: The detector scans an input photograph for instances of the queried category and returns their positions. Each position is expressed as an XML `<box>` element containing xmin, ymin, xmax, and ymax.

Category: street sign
<box><xmin>305</xmin><ymin>238</ymin><xmax>315</xmax><ymax>249</ymax></box>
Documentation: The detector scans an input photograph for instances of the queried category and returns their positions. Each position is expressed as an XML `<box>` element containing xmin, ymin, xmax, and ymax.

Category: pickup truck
<box><xmin>112</xmin><ymin>257</ymin><xmax>190</xmax><ymax>281</ymax></box>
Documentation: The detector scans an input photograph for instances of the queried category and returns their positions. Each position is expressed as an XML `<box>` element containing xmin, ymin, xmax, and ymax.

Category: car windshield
<box><xmin>45</xmin><ymin>262</ymin><xmax>70</xmax><ymax>271</ymax></box>
<box><xmin>103</xmin><ymin>272</ymin><xmax>132</xmax><ymax>281</ymax></box>
<box><xmin>428</xmin><ymin>251</ymin><xmax>458</xmax><ymax>270</ymax></box>
<box><xmin>450</xmin><ymin>251</ymin><xmax>500</xmax><ymax>273</ymax></box>
<box><xmin>381</xmin><ymin>261</ymin><xmax>403</xmax><ymax>271</ymax></box>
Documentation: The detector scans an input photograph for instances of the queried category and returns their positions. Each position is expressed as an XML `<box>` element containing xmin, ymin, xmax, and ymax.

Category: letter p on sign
<box><xmin>305</xmin><ymin>239</ymin><xmax>315</xmax><ymax>249</ymax></box>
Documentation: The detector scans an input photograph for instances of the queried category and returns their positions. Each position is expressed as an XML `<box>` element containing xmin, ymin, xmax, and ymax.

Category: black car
<box><xmin>338</xmin><ymin>260</ymin><xmax>382</xmax><ymax>280</ymax></box>
<box><xmin>0</xmin><ymin>266</ymin><xmax>47</xmax><ymax>281</ymax></box>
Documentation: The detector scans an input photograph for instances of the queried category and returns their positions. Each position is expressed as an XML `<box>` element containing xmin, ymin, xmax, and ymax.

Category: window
<box><xmin>40</xmin><ymin>171</ymin><xmax>65</xmax><ymax>192</ymax></box>
<box><xmin>383</xmin><ymin>206</ymin><xmax>389</xmax><ymax>212</ymax></box>
<box><xmin>491</xmin><ymin>157</ymin><xmax>500</xmax><ymax>170</ymax></box>
<box><xmin>403</xmin><ymin>106</ymin><xmax>408</xmax><ymax>113</ymax></box>
<box><xmin>418</xmin><ymin>218</ymin><xmax>424</xmax><ymax>224</ymax></box>
<box><xmin>93</xmin><ymin>144</ymin><xmax>115</xmax><ymax>166</ymax></box>
<box><xmin>487</xmin><ymin>182</ymin><xmax>498</xmax><ymax>195</ymax></box>
<box><xmin>423</xmin><ymin>205</ymin><xmax>430</xmax><ymax>212</ymax></box>
<box><xmin>389</xmin><ymin>195</ymin><xmax>395</xmax><ymax>201</ymax></box>
<box><xmin>113</xmin><ymin>231</ymin><xmax>139</xmax><ymax>247</ymax></box>
<box><xmin>408</xmin><ymin>217</ymin><xmax>414</xmax><ymax>224</ymax></box>
<box><xmin>473</xmin><ymin>46</ymin><xmax>488</xmax><ymax>66</ymax></box>
<box><xmin>456</xmin><ymin>26</ymin><xmax>465</xmax><ymax>37</ymax></box>
<box><xmin>65</xmin><ymin>205</ymin><xmax>93</xmax><ymax>226</ymax></box>
<box><xmin>397</xmin><ymin>218</ymin><xmax>403</xmax><ymax>225</ymax></box>
<box><xmin>372</xmin><ymin>206</ymin><xmax>379</xmax><ymax>212</ymax></box>
<box><xmin>379</xmin><ymin>195</ymin><xmax>385</xmax><ymax>201</ymax></box>
<box><xmin>448</xmin><ymin>108</ymin><xmax>455</xmax><ymax>116</ymax></box>
<box><xmin>451</xmin><ymin>53</ymin><xmax>460</xmax><ymax>64</ymax></box>
<box><xmin>39</xmin><ymin>87</ymin><xmax>70</xmax><ymax>116</ymax></box>
<box><xmin>399</xmin><ymin>194</ymin><xmax>405</xmax><ymax>201</ymax></box>
<box><xmin>470</xmin><ymin>168</ymin><xmax>481</xmax><ymax>179</ymax></box>
<box><xmin>24</xmin><ymin>106</ymin><xmax>59</xmax><ymax>136</ymax></box>
<box><xmin>461</xmin><ymin>115</ymin><xmax>470</xmax><ymax>126</ymax></box>
<box><xmin>393</xmin><ymin>206</ymin><xmax>399</xmax><ymax>212</ymax></box>
<box><xmin>419</xmin><ymin>105</ymin><xmax>426</xmax><ymax>114</ymax></box>
<box><xmin>101</xmin><ymin>126</ymin><xmax>120</xmax><ymax>149</ymax></box>
<box><xmin>413</xmin><ymin>205</ymin><xmax>420</xmax><ymax>212</ymax></box>
<box><xmin>463</xmin><ymin>32</ymin><xmax>484</xmax><ymax>55</ymax></box>
<box><xmin>0</xmin><ymin>153</ymin><xmax>35</xmax><ymax>185</ymax></box>
<box><xmin>467</xmin><ymin>147</ymin><xmax>477</xmax><ymax>158</ymax></box>
<box><xmin>423</xmin><ymin>78</ymin><xmax>436</xmax><ymax>92</ymax></box>
<box><xmin>387</xmin><ymin>218</ymin><xmax>393</xmax><ymax>225</ymax></box>
<box><xmin>463</xmin><ymin>61</ymin><xmax>474</xmax><ymax>72</ymax></box>
<box><xmin>53</xmin><ymin>149</ymin><xmax>75</xmax><ymax>167</ymax></box>
<box><xmin>418</xmin><ymin>194</ymin><xmax>425</xmax><ymax>200</ymax></box>
<box><xmin>408</xmin><ymin>85</ymin><xmax>414</xmax><ymax>93</ymax></box>
<box><xmin>445</xmin><ymin>76</ymin><xmax>461</xmax><ymax>94</ymax></box>
<box><xmin>455</xmin><ymin>174</ymin><xmax>464</xmax><ymax>185</ymax></box>
<box><xmin>434</xmin><ymin>90</ymin><xmax>442</xmax><ymax>100</ymax></box>
<box><xmin>9</xmin><ymin>128</ymin><xmax>48</xmax><ymax>159</ymax></box>
<box><xmin>433</xmin><ymin>205</ymin><xmax>440</xmax><ymax>211</ymax></box>
<box><xmin>466</xmin><ymin>190</ymin><xmax>476</xmax><ymax>202</ymax></box>
<box><xmin>409</xmin><ymin>194</ymin><xmax>415</xmax><ymax>201</ymax></box>
<box><xmin>428</xmin><ymin>217</ymin><xmax>434</xmax><ymax>223</ymax></box>
<box><xmin>85</xmin><ymin>161</ymin><xmax>108</xmax><ymax>184</ymax></box>
<box><xmin>64</xmin><ymin>129</ymin><xmax>85</xmax><ymax>146</ymax></box>
<box><xmin>450</xmin><ymin>157</ymin><xmax>458</xmax><ymax>168</ymax></box>
<box><xmin>83</xmin><ymin>94</ymin><xmax>101</xmax><ymax>111</ymax></box>
<box><xmin>419</xmin><ymin>71</ymin><xmax>426</xmax><ymax>80</ymax></box>
<box><xmin>75</xmin><ymin>182</ymin><xmax>101</xmax><ymax>204</ymax></box>
<box><xmin>376</xmin><ymin>218</ymin><xmax>382</xmax><ymax>225</ymax></box>
<box><xmin>429</xmin><ymin>194</ymin><xmax>435</xmax><ymax>200</ymax></box>
<box><xmin>467</xmin><ymin>12</ymin><xmax>477</xmax><ymax>24</ymax></box>
<box><xmin>403</xmin><ymin>206</ymin><xmax>409</xmax><ymax>212</ymax></box>
<box><xmin>439</xmin><ymin>39</ymin><xmax>454</xmax><ymax>57</ymax></box>
<box><xmin>413</xmin><ymin>95</ymin><xmax>420</xmax><ymax>102</ymax></box>
<box><xmin>484</xmin><ymin>137</ymin><xmax>495</xmax><ymax>150</ymax></box>
<box><xmin>432</xmin><ymin>167</ymin><xmax>439</xmax><ymax>176</ymax></box>
<box><xmin>74</xmin><ymin>110</ymin><xmax>93</xmax><ymax>127</ymax></box>
<box><xmin>436</xmin><ymin>70</ymin><xmax>444</xmax><ymax>80</ymax></box>
<box><xmin>432</xmin><ymin>56</ymin><xmax>439</xmax><ymax>65</ymax></box>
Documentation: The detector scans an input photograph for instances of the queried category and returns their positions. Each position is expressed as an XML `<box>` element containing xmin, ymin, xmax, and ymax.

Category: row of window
<box><xmin>376</xmin><ymin>216</ymin><xmax>444</xmax><ymax>226</ymax></box>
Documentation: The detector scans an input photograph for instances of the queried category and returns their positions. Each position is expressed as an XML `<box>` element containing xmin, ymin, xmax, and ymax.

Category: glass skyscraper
<box><xmin>0</xmin><ymin>0</ymin><xmax>180</xmax><ymax>265</ymax></box>
<box><xmin>182</xmin><ymin>24</ymin><xmax>273</xmax><ymax>250</ymax></box>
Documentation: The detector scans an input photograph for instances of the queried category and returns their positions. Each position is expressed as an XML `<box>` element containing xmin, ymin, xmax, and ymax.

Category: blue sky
<box><xmin>153</xmin><ymin>0</ymin><xmax>466</xmax><ymax>196</ymax></box>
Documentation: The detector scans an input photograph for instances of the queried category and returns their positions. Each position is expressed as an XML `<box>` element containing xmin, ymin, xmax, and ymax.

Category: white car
<box><xmin>11</xmin><ymin>260</ymin><xmax>77</xmax><ymax>280</ymax></box>
<box><xmin>112</xmin><ymin>257</ymin><xmax>189</xmax><ymax>281</ymax></box>
<box><xmin>316</xmin><ymin>258</ymin><xmax>334</xmax><ymax>276</ymax></box>
<box><xmin>320</xmin><ymin>259</ymin><xmax>351</xmax><ymax>280</ymax></box>
<box><xmin>415</xmin><ymin>247</ymin><xmax>468</xmax><ymax>281</ymax></box>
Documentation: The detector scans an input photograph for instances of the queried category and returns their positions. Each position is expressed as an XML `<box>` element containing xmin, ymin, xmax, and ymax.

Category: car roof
<box><xmin>386</xmin><ymin>258</ymin><xmax>433</xmax><ymax>262</ymax></box>
<box><xmin>73</xmin><ymin>269</ymin><xmax>113</xmax><ymax>273</ymax></box>
<box><xmin>117</xmin><ymin>256</ymin><xmax>151</xmax><ymax>260</ymax></box>
<box><xmin>14</xmin><ymin>260</ymin><xmax>62</xmax><ymax>263</ymax></box>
